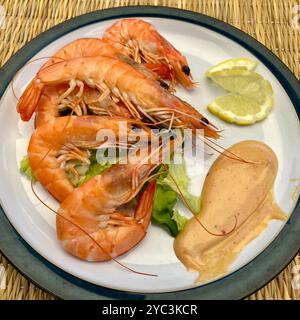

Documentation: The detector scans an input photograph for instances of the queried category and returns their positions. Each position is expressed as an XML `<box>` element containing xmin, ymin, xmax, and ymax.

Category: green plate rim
<box><xmin>0</xmin><ymin>6</ymin><xmax>299</xmax><ymax>300</ymax></box>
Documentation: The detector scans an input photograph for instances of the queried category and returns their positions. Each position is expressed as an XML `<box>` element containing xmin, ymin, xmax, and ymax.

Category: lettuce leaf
<box><xmin>151</xmin><ymin>153</ymin><xmax>201</xmax><ymax>237</ymax></box>
<box><xmin>20</xmin><ymin>156</ymin><xmax>36</xmax><ymax>182</ymax></box>
<box><xmin>152</xmin><ymin>183</ymin><xmax>178</xmax><ymax>236</ymax></box>
<box><xmin>78</xmin><ymin>161</ymin><xmax>112</xmax><ymax>186</ymax></box>
<box><xmin>77</xmin><ymin>150</ymin><xmax>112</xmax><ymax>186</ymax></box>
<box><xmin>172</xmin><ymin>209</ymin><xmax>189</xmax><ymax>231</ymax></box>
<box><xmin>164</xmin><ymin>157</ymin><xmax>201</xmax><ymax>214</ymax></box>
<box><xmin>151</xmin><ymin>166</ymin><xmax>191</xmax><ymax>237</ymax></box>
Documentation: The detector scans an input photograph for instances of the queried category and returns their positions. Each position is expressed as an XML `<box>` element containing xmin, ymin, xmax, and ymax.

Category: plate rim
<box><xmin>0</xmin><ymin>6</ymin><xmax>299</xmax><ymax>300</ymax></box>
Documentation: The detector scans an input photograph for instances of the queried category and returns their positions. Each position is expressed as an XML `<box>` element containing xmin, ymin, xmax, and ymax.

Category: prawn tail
<box><xmin>135</xmin><ymin>179</ymin><xmax>156</xmax><ymax>228</ymax></box>
<box><xmin>17</xmin><ymin>79</ymin><xmax>43</xmax><ymax>121</ymax></box>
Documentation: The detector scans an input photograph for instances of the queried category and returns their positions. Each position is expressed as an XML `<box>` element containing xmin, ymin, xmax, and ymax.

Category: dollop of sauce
<box><xmin>174</xmin><ymin>140</ymin><xmax>286</xmax><ymax>284</ymax></box>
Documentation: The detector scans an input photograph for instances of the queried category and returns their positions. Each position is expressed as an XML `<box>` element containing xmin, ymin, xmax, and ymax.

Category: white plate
<box><xmin>0</xmin><ymin>17</ymin><xmax>299</xmax><ymax>293</ymax></box>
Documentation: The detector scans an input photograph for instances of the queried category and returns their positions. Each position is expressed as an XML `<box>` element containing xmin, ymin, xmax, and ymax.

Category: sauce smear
<box><xmin>174</xmin><ymin>140</ymin><xmax>286</xmax><ymax>284</ymax></box>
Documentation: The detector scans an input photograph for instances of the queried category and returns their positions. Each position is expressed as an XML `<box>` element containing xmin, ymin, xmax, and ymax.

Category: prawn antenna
<box><xmin>162</xmin><ymin>163</ymin><xmax>238</xmax><ymax>236</ymax></box>
<box><xmin>204</xmin><ymin>137</ymin><xmax>257</xmax><ymax>164</ymax></box>
<box><xmin>30</xmin><ymin>179</ymin><xmax>157</xmax><ymax>277</ymax></box>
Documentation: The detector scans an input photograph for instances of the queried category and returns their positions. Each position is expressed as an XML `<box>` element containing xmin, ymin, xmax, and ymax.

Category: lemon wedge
<box><xmin>208</xmin><ymin>69</ymin><xmax>273</xmax><ymax>103</ymax></box>
<box><xmin>206</xmin><ymin>61</ymin><xmax>274</xmax><ymax>125</ymax></box>
<box><xmin>206</xmin><ymin>58</ymin><xmax>258</xmax><ymax>77</ymax></box>
<box><xmin>208</xmin><ymin>94</ymin><xmax>273</xmax><ymax>125</ymax></box>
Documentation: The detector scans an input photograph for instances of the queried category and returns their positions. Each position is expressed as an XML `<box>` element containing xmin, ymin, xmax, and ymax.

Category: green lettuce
<box><xmin>151</xmin><ymin>165</ymin><xmax>192</xmax><ymax>237</ymax></box>
<box><xmin>78</xmin><ymin>161</ymin><xmax>112</xmax><ymax>186</ymax></box>
<box><xmin>151</xmin><ymin>154</ymin><xmax>201</xmax><ymax>237</ymax></box>
<box><xmin>152</xmin><ymin>182</ymin><xmax>178</xmax><ymax>236</ymax></box>
<box><xmin>20</xmin><ymin>156</ymin><xmax>36</xmax><ymax>182</ymax></box>
<box><xmin>164</xmin><ymin>157</ymin><xmax>201</xmax><ymax>214</ymax></box>
<box><xmin>77</xmin><ymin>150</ymin><xmax>112</xmax><ymax>186</ymax></box>
<box><xmin>172</xmin><ymin>209</ymin><xmax>189</xmax><ymax>232</ymax></box>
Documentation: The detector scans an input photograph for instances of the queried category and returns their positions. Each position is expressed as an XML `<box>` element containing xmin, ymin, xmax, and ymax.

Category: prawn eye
<box><xmin>159</xmin><ymin>80</ymin><xmax>170</xmax><ymax>90</ymax></box>
<box><xmin>182</xmin><ymin>65</ymin><xmax>190</xmax><ymax>76</ymax></box>
<box><xmin>201</xmin><ymin>117</ymin><xmax>209</xmax><ymax>125</ymax></box>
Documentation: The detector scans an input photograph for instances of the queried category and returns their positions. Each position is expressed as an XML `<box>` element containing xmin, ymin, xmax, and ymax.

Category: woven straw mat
<box><xmin>0</xmin><ymin>0</ymin><xmax>299</xmax><ymax>300</ymax></box>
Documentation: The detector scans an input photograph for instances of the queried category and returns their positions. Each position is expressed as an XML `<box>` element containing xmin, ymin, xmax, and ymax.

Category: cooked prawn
<box><xmin>57</xmin><ymin>165</ymin><xmax>157</xmax><ymax>261</ymax></box>
<box><xmin>28</xmin><ymin>116</ymin><xmax>143</xmax><ymax>202</ymax></box>
<box><xmin>35</xmin><ymin>83</ymin><xmax>131</xmax><ymax>128</ymax></box>
<box><xmin>33</xmin><ymin>56</ymin><xmax>219</xmax><ymax>138</ymax></box>
<box><xmin>55</xmin><ymin>129</ymin><xmax>182</xmax><ymax>262</ymax></box>
<box><xmin>17</xmin><ymin>38</ymin><xmax>168</xmax><ymax>122</ymax></box>
<box><xmin>104</xmin><ymin>18</ymin><xmax>194</xmax><ymax>89</ymax></box>
<box><xmin>17</xmin><ymin>38</ymin><xmax>122</xmax><ymax>121</ymax></box>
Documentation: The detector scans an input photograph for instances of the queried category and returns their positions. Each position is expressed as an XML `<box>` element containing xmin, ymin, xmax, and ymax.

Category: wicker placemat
<box><xmin>0</xmin><ymin>0</ymin><xmax>299</xmax><ymax>300</ymax></box>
